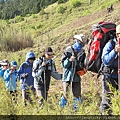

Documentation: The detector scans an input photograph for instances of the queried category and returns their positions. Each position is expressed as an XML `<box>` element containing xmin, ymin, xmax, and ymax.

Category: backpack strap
<box><xmin>97</xmin><ymin>39</ymin><xmax>117</xmax><ymax>78</ymax></box>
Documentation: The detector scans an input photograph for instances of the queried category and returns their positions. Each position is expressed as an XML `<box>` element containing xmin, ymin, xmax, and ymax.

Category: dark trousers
<box><xmin>22</xmin><ymin>88</ymin><xmax>35</xmax><ymax>105</ymax></box>
<box><xmin>10</xmin><ymin>90</ymin><xmax>17</xmax><ymax>104</ymax></box>
<box><xmin>62</xmin><ymin>80</ymin><xmax>81</xmax><ymax>99</ymax></box>
<box><xmin>100</xmin><ymin>75</ymin><xmax>118</xmax><ymax>114</ymax></box>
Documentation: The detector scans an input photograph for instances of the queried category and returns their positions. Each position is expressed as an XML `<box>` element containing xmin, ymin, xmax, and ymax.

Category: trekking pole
<box><xmin>118</xmin><ymin>38</ymin><xmax>120</xmax><ymax>91</ymax></box>
<box><xmin>70</xmin><ymin>53</ymin><xmax>76</xmax><ymax>96</ymax></box>
<box><xmin>43</xmin><ymin>57</ymin><xmax>47</xmax><ymax>100</ymax></box>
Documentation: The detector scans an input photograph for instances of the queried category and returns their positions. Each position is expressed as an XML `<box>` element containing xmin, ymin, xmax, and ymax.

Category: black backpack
<box><xmin>85</xmin><ymin>22</ymin><xmax>116</xmax><ymax>74</ymax></box>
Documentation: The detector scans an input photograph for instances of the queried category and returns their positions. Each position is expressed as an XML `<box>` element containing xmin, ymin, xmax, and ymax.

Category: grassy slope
<box><xmin>0</xmin><ymin>0</ymin><xmax>120</xmax><ymax>115</ymax></box>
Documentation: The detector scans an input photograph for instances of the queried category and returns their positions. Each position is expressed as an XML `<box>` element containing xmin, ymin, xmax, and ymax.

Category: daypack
<box><xmin>33</xmin><ymin>57</ymin><xmax>53</xmax><ymax>72</ymax></box>
<box><xmin>62</xmin><ymin>46</ymin><xmax>86</xmax><ymax>76</ymax></box>
<box><xmin>85</xmin><ymin>21</ymin><xmax>116</xmax><ymax>74</ymax></box>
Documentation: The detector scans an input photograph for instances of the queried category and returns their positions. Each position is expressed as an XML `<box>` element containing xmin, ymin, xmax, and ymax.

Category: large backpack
<box><xmin>85</xmin><ymin>21</ymin><xmax>116</xmax><ymax>74</ymax></box>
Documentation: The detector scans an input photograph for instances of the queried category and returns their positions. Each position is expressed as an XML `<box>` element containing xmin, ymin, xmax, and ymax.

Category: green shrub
<box><xmin>70</xmin><ymin>0</ymin><xmax>81</xmax><ymax>8</ymax></box>
<box><xmin>56</xmin><ymin>6</ymin><xmax>66</xmax><ymax>14</ymax></box>
<box><xmin>58</xmin><ymin>0</ymin><xmax>68</xmax><ymax>4</ymax></box>
<box><xmin>35</xmin><ymin>23</ymin><xmax>42</xmax><ymax>29</ymax></box>
<box><xmin>15</xmin><ymin>16</ymin><xmax>24</xmax><ymax>23</ymax></box>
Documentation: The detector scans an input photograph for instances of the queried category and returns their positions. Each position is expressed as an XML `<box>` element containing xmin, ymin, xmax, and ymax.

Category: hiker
<box><xmin>17</xmin><ymin>51</ymin><xmax>35</xmax><ymax>105</ymax></box>
<box><xmin>0</xmin><ymin>59</ymin><xmax>10</xmax><ymax>78</ymax></box>
<box><xmin>107</xmin><ymin>4</ymin><xmax>113</xmax><ymax>14</ymax></box>
<box><xmin>32</xmin><ymin>47</ymin><xmax>62</xmax><ymax>107</ymax></box>
<box><xmin>60</xmin><ymin>34</ymin><xmax>87</xmax><ymax>110</ymax></box>
<box><xmin>3</xmin><ymin>61</ymin><xmax>18</xmax><ymax>102</ymax></box>
<box><xmin>99</xmin><ymin>24</ymin><xmax>120</xmax><ymax>115</ymax></box>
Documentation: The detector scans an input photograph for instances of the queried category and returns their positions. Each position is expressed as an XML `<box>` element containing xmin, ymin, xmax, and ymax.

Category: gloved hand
<box><xmin>22</xmin><ymin>73</ymin><xmax>28</xmax><ymax>79</ymax></box>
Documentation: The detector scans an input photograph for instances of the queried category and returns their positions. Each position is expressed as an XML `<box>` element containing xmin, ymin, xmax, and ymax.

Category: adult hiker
<box><xmin>17</xmin><ymin>51</ymin><xmax>35</xmax><ymax>106</ymax></box>
<box><xmin>32</xmin><ymin>47</ymin><xmax>62</xmax><ymax>108</ymax></box>
<box><xmin>99</xmin><ymin>24</ymin><xmax>120</xmax><ymax>115</ymax></box>
<box><xmin>60</xmin><ymin>34</ymin><xmax>87</xmax><ymax>110</ymax></box>
<box><xmin>3</xmin><ymin>60</ymin><xmax>18</xmax><ymax>102</ymax></box>
<box><xmin>0</xmin><ymin>59</ymin><xmax>10</xmax><ymax>78</ymax></box>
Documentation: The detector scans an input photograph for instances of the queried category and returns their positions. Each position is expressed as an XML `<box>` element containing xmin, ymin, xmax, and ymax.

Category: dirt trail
<box><xmin>56</xmin><ymin>3</ymin><xmax>120</xmax><ymax>36</ymax></box>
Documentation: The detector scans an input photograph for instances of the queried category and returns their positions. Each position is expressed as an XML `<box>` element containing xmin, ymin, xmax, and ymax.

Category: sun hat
<box><xmin>74</xmin><ymin>34</ymin><xmax>88</xmax><ymax>44</ymax></box>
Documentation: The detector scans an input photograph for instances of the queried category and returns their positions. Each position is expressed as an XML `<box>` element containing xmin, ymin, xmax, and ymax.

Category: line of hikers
<box><xmin>0</xmin><ymin>23</ymin><xmax>120</xmax><ymax>115</ymax></box>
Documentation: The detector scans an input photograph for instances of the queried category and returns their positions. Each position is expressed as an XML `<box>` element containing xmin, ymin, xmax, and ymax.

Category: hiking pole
<box><xmin>43</xmin><ymin>57</ymin><xmax>47</xmax><ymax>101</ymax></box>
<box><xmin>118</xmin><ymin>38</ymin><xmax>120</xmax><ymax>91</ymax></box>
<box><xmin>70</xmin><ymin>54</ymin><xmax>76</xmax><ymax>96</ymax></box>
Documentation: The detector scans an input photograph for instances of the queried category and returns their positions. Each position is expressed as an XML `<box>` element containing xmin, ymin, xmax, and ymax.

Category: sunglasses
<box><xmin>46</xmin><ymin>52</ymin><xmax>53</xmax><ymax>56</ymax></box>
<box><xmin>29</xmin><ymin>57</ymin><xmax>35</xmax><ymax>60</ymax></box>
<box><xmin>47</xmin><ymin>53</ymin><xmax>53</xmax><ymax>56</ymax></box>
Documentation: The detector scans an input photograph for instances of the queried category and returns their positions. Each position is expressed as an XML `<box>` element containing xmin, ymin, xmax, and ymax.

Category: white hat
<box><xmin>74</xmin><ymin>34</ymin><xmax>88</xmax><ymax>44</ymax></box>
<box><xmin>116</xmin><ymin>24</ymin><xmax>120</xmax><ymax>33</ymax></box>
<box><xmin>0</xmin><ymin>59</ymin><xmax>9</xmax><ymax>66</ymax></box>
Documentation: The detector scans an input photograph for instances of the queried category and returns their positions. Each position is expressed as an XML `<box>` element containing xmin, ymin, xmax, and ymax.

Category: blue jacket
<box><xmin>17</xmin><ymin>52</ymin><xmax>35</xmax><ymax>90</ymax></box>
<box><xmin>3</xmin><ymin>68</ymin><xmax>17</xmax><ymax>91</ymax></box>
<box><xmin>102</xmin><ymin>38</ymin><xmax>118</xmax><ymax>78</ymax></box>
<box><xmin>62</xmin><ymin>46</ymin><xmax>86</xmax><ymax>82</ymax></box>
<box><xmin>0</xmin><ymin>67</ymin><xmax>6</xmax><ymax>78</ymax></box>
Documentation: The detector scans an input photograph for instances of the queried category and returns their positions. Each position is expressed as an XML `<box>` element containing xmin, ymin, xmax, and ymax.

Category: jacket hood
<box><xmin>26</xmin><ymin>52</ymin><xmax>35</xmax><ymax>62</ymax></box>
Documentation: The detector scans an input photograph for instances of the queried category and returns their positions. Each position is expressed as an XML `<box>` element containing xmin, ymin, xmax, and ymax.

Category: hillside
<box><xmin>0</xmin><ymin>0</ymin><xmax>120</xmax><ymax>115</ymax></box>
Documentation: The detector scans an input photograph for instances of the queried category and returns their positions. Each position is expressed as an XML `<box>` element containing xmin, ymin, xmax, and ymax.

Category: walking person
<box><xmin>32</xmin><ymin>47</ymin><xmax>62</xmax><ymax>107</ymax></box>
<box><xmin>17</xmin><ymin>51</ymin><xmax>35</xmax><ymax>106</ymax></box>
<box><xmin>100</xmin><ymin>24</ymin><xmax>120</xmax><ymax>115</ymax></box>
<box><xmin>3</xmin><ymin>60</ymin><xmax>18</xmax><ymax>103</ymax></box>
<box><xmin>0</xmin><ymin>59</ymin><xmax>10</xmax><ymax>78</ymax></box>
<box><xmin>60</xmin><ymin>34</ymin><xmax>87</xmax><ymax>110</ymax></box>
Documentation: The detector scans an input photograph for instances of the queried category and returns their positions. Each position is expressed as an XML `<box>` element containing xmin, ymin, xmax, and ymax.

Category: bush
<box><xmin>35</xmin><ymin>23</ymin><xmax>42</xmax><ymax>29</ymax></box>
<box><xmin>70</xmin><ymin>0</ymin><xmax>81</xmax><ymax>8</ymax></box>
<box><xmin>15</xmin><ymin>16</ymin><xmax>24</xmax><ymax>23</ymax></box>
<box><xmin>58</xmin><ymin>0</ymin><xmax>68</xmax><ymax>4</ymax></box>
<box><xmin>56</xmin><ymin>6</ymin><xmax>66</xmax><ymax>14</ymax></box>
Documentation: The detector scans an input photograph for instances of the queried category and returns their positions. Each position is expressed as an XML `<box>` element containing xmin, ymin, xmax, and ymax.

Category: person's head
<box><xmin>0</xmin><ymin>59</ymin><xmax>9</xmax><ymax>70</ymax></box>
<box><xmin>44</xmin><ymin>47</ymin><xmax>53</xmax><ymax>60</ymax></box>
<box><xmin>10</xmin><ymin>60</ymin><xmax>17</xmax><ymax>70</ymax></box>
<box><xmin>26</xmin><ymin>52</ymin><xmax>35</xmax><ymax>63</ymax></box>
<box><xmin>116</xmin><ymin>24</ymin><xmax>120</xmax><ymax>38</ymax></box>
<box><xmin>73</xmin><ymin>40</ymin><xmax>83</xmax><ymax>53</ymax></box>
<box><xmin>73</xmin><ymin>34</ymin><xmax>88</xmax><ymax>45</ymax></box>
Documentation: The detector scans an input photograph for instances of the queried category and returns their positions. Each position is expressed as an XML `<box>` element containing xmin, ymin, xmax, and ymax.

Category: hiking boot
<box><xmin>38</xmin><ymin>99</ymin><xmax>44</xmax><ymax>109</ymax></box>
<box><xmin>73</xmin><ymin>97</ymin><xmax>82</xmax><ymax>111</ymax></box>
<box><xmin>59</xmin><ymin>96</ymin><xmax>67</xmax><ymax>107</ymax></box>
<box><xmin>100</xmin><ymin>104</ymin><xmax>112</xmax><ymax>115</ymax></box>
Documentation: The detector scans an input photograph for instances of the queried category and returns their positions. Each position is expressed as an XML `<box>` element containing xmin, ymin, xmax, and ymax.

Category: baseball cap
<box><xmin>11</xmin><ymin>60</ymin><xmax>17</xmax><ymax>67</ymax></box>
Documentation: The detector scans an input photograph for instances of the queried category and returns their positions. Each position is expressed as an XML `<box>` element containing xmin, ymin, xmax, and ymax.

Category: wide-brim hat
<box><xmin>74</xmin><ymin>34</ymin><xmax>88</xmax><ymax>44</ymax></box>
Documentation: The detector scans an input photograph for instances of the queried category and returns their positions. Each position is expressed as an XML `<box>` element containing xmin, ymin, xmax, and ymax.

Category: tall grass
<box><xmin>0</xmin><ymin>24</ymin><xmax>33</xmax><ymax>52</ymax></box>
<box><xmin>0</xmin><ymin>75</ymin><xmax>119</xmax><ymax>115</ymax></box>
